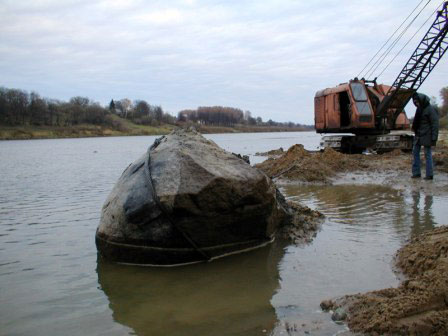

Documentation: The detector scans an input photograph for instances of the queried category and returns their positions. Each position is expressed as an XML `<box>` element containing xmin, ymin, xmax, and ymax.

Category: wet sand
<box><xmin>321</xmin><ymin>226</ymin><xmax>448</xmax><ymax>336</ymax></box>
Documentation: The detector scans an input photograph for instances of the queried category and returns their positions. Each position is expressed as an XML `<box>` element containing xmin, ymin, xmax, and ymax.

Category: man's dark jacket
<box><xmin>411</xmin><ymin>93</ymin><xmax>439</xmax><ymax>147</ymax></box>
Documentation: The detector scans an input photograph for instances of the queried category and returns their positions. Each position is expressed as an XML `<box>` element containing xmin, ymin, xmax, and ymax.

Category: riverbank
<box><xmin>0</xmin><ymin>122</ymin><xmax>311</xmax><ymax>140</ymax></box>
<box><xmin>0</xmin><ymin>123</ymin><xmax>175</xmax><ymax>140</ymax></box>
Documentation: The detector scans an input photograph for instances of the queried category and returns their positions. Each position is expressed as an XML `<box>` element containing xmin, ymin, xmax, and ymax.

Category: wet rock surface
<box><xmin>322</xmin><ymin>226</ymin><xmax>448</xmax><ymax>336</ymax></box>
<box><xmin>96</xmin><ymin>129</ymin><xmax>313</xmax><ymax>266</ymax></box>
<box><xmin>331</xmin><ymin>307</ymin><xmax>347</xmax><ymax>322</ymax></box>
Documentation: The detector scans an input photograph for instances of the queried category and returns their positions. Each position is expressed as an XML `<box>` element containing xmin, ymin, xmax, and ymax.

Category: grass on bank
<box><xmin>0</xmin><ymin>114</ymin><xmax>312</xmax><ymax>140</ymax></box>
<box><xmin>0</xmin><ymin>115</ymin><xmax>176</xmax><ymax>140</ymax></box>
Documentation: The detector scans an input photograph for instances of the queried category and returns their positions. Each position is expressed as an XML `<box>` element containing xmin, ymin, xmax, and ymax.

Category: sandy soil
<box><xmin>321</xmin><ymin>226</ymin><xmax>448</xmax><ymax>336</ymax></box>
<box><xmin>256</xmin><ymin>145</ymin><xmax>382</xmax><ymax>183</ymax></box>
<box><xmin>256</xmin><ymin>144</ymin><xmax>448</xmax><ymax>186</ymax></box>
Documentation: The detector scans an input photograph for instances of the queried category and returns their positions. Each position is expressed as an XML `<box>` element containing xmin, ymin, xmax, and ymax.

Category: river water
<box><xmin>0</xmin><ymin>132</ymin><xmax>446</xmax><ymax>336</ymax></box>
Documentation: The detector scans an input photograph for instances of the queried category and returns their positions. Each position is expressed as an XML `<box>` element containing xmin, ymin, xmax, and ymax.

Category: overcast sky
<box><xmin>1</xmin><ymin>0</ymin><xmax>447</xmax><ymax>124</ymax></box>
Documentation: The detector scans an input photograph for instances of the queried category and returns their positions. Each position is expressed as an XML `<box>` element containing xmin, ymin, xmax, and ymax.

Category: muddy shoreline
<box><xmin>257</xmin><ymin>144</ymin><xmax>448</xmax><ymax>183</ymax></box>
<box><xmin>258</xmin><ymin>143</ymin><xmax>448</xmax><ymax>335</ymax></box>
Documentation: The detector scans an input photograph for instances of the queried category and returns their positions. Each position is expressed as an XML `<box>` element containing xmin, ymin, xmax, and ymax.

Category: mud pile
<box><xmin>322</xmin><ymin>226</ymin><xmax>448</xmax><ymax>335</ymax></box>
<box><xmin>256</xmin><ymin>145</ymin><xmax>365</xmax><ymax>182</ymax></box>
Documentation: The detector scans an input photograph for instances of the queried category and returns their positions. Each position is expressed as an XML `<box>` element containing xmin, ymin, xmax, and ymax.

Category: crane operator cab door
<box><xmin>314</xmin><ymin>87</ymin><xmax>349</xmax><ymax>132</ymax></box>
<box><xmin>338</xmin><ymin>90</ymin><xmax>351</xmax><ymax>127</ymax></box>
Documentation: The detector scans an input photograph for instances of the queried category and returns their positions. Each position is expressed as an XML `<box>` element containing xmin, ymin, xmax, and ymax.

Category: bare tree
<box><xmin>120</xmin><ymin>98</ymin><xmax>132</xmax><ymax>118</ymax></box>
<box><xmin>134</xmin><ymin>100</ymin><xmax>150</xmax><ymax>118</ymax></box>
<box><xmin>29</xmin><ymin>92</ymin><xmax>48</xmax><ymax>125</ymax></box>
<box><xmin>6</xmin><ymin>89</ymin><xmax>29</xmax><ymax>125</ymax></box>
<box><xmin>154</xmin><ymin>106</ymin><xmax>163</xmax><ymax>122</ymax></box>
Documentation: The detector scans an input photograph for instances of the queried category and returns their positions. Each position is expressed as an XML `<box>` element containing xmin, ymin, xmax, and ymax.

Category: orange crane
<box><xmin>315</xmin><ymin>1</ymin><xmax>447</xmax><ymax>153</ymax></box>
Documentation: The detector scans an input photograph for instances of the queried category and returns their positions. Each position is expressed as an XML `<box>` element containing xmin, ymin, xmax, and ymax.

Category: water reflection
<box><xmin>283</xmin><ymin>184</ymin><xmax>408</xmax><ymax>228</ymax></box>
<box><xmin>268</xmin><ymin>184</ymin><xmax>440</xmax><ymax>336</ymax></box>
<box><xmin>282</xmin><ymin>184</ymin><xmax>438</xmax><ymax>239</ymax></box>
<box><xmin>97</xmin><ymin>241</ymin><xmax>284</xmax><ymax>336</ymax></box>
<box><xmin>410</xmin><ymin>191</ymin><xmax>435</xmax><ymax>235</ymax></box>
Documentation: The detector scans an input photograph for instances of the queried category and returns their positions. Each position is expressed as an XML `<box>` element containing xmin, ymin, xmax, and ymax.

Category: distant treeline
<box><xmin>109</xmin><ymin>98</ymin><xmax>175</xmax><ymax>126</ymax></box>
<box><xmin>0</xmin><ymin>87</ymin><xmax>175</xmax><ymax>129</ymax></box>
<box><xmin>178</xmin><ymin>106</ymin><xmax>312</xmax><ymax>129</ymax></box>
<box><xmin>0</xmin><ymin>86</ymin><xmax>313</xmax><ymax>130</ymax></box>
<box><xmin>0</xmin><ymin>88</ymin><xmax>109</xmax><ymax>127</ymax></box>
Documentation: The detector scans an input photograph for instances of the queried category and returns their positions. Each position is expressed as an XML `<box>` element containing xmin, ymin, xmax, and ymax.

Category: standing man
<box><xmin>411</xmin><ymin>92</ymin><xmax>439</xmax><ymax>180</ymax></box>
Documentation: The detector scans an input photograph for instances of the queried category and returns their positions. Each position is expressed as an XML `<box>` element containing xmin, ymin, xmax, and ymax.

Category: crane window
<box><xmin>351</xmin><ymin>82</ymin><xmax>368</xmax><ymax>101</ymax></box>
<box><xmin>356</xmin><ymin>102</ymin><xmax>371</xmax><ymax>116</ymax></box>
<box><xmin>350</xmin><ymin>82</ymin><xmax>372</xmax><ymax>118</ymax></box>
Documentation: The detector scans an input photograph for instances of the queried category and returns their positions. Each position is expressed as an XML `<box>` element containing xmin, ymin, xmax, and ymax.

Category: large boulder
<box><xmin>96</xmin><ymin>129</ymin><xmax>288</xmax><ymax>266</ymax></box>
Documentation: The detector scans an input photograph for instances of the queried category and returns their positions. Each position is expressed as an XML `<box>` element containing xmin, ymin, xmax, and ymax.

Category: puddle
<box><xmin>268</xmin><ymin>183</ymin><xmax>446</xmax><ymax>335</ymax></box>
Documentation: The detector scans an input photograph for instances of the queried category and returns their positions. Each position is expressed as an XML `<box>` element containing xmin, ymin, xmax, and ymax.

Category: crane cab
<box><xmin>314</xmin><ymin>79</ymin><xmax>410</xmax><ymax>135</ymax></box>
<box><xmin>314</xmin><ymin>79</ymin><xmax>412</xmax><ymax>153</ymax></box>
<box><xmin>314</xmin><ymin>79</ymin><xmax>377</xmax><ymax>134</ymax></box>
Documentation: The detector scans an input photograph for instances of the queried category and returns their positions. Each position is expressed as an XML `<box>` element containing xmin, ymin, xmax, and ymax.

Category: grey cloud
<box><xmin>0</xmin><ymin>0</ymin><xmax>446</xmax><ymax>123</ymax></box>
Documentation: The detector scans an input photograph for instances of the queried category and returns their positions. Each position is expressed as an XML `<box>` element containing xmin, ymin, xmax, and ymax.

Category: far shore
<box><xmin>0</xmin><ymin>123</ymin><xmax>313</xmax><ymax>140</ymax></box>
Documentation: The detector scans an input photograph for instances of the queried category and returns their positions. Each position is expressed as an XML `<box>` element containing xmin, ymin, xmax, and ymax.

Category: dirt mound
<box><xmin>256</xmin><ymin>145</ymin><xmax>363</xmax><ymax>182</ymax></box>
<box><xmin>397</xmin><ymin>226</ymin><xmax>448</xmax><ymax>277</ymax></box>
<box><xmin>322</xmin><ymin>226</ymin><xmax>448</xmax><ymax>335</ymax></box>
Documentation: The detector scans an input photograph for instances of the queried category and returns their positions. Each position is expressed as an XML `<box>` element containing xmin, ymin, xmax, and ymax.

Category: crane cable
<box><xmin>357</xmin><ymin>0</ymin><xmax>428</xmax><ymax>78</ymax></box>
<box><xmin>376</xmin><ymin>1</ymin><xmax>445</xmax><ymax>79</ymax></box>
<box><xmin>362</xmin><ymin>0</ymin><xmax>432</xmax><ymax>78</ymax></box>
<box><xmin>364</xmin><ymin>0</ymin><xmax>433</xmax><ymax>79</ymax></box>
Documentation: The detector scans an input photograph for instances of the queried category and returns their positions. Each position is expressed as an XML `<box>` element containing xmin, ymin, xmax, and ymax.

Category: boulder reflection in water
<box><xmin>96</xmin><ymin>240</ymin><xmax>284</xmax><ymax>336</ymax></box>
